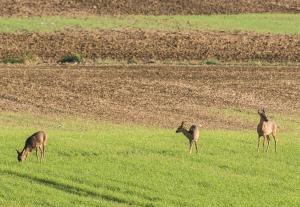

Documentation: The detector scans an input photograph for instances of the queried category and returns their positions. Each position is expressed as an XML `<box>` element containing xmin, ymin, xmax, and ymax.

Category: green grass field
<box><xmin>0</xmin><ymin>14</ymin><xmax>299</xmax><ymax>34</ymax></box>
<box><xmin>0</xmin><ymin>113</ymin><xmax>299</xmax><ymax>207</ymax></box>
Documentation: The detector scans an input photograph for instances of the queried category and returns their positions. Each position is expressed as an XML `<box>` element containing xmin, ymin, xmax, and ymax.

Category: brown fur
<box><xmin>257</xmin><ymin>109</ymin><xmax>277</xmax><ymax>152</ymax></box>
<box><xmin>176</xmin><ymin>121</ymin><xmax>201</xmax><ymax>154</ymax></box>
<box><xmin>16</xmin><ymin>131</ymin><xmax>48</xmax><ymax>162</ymax></box>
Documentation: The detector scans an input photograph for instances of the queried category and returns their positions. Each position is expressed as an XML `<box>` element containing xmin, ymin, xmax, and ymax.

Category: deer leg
<box><xmin>265</xmin><ymin>135</ymin><xmax>270</xmax><ymax>152</ymax></box>
<box><xmin>189</xmin><ymin>141</ymin><xmax>192</xmax><ymax>154</ymax></box>
<box><xmin>40</xmin><ymin>144</ymin><xmax>44</xmax><ymax>160</ymax></box>
<box><xmin>195</xmin><ymin>142</ymin><xmax>198</xmax><ymax>154</ymax></box>
<box><xmin>272</xmin><ymin>134</ymin><xmax>277</xmax><ymax>153</ymax></box>
<box><xmin>36</xmin><ymin>148</ymin><xmax>39</xmax><ymax>160</ymax></box>
<box><xmin>257</xmin><ymin>136</ymin><xmax>261</xmax><ymax>152</ymax></box>
<box><xmin>39</xmin><ymin>147</ymin><xmax>43</xmax><ymax>162</ymax></box>
<box><xmin>262</xmin><ymin>135</ymin><xmax>266</xmax><ymax>152</ymax></box>
<box><xmin>41</xmin><ymin>145</ymin><xmax>44</xmax><ymax>160</ymax></box>
<box><xmin>43</xmin><ymin>144</ymin><xmax>45</xmax><ymax>159</ymax></box>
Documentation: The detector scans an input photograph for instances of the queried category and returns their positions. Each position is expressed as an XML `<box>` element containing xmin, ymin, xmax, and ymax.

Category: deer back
<box><xmin>24</xmin><ymin>131</ymin><xmax>47</xmax><ymax>151</ymax></box>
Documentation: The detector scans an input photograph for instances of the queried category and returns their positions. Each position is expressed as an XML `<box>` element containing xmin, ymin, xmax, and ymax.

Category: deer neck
<box><xmin>260</xmin><ymin>116</ymin><xmax>269</xmax><ymax>124</ymax></box>
<box><xmin>182</xmin><ymin>128</ymin><xmax>192</xmax><ymax>141</ymax></box>
<box><xmin>258</xmin><ymin>117</ymin><xmax>267</xmax><ymax>131</ymax></box>
<box><xmin>21</xmin><ymin>147</ymin><xmax>30</xmax><ymax>157</ymax></box>
<box><xmin>259</xmin><ymin>117</ymin><xmax>264</xmax><ymax>124</ymax></box>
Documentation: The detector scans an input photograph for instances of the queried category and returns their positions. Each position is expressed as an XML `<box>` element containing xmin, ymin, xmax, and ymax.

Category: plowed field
<box><xmin>0</xmin><ymin>0</ymin><xmax>299</xmax><ymax>16</ymax></box>
<box><xmin>1</xmin><ymin>65</ymin><xmax>299</xmax><ymax>129</ymax></box>
<box><xmin>1</xmin><ymin>30</ymin><xmax>300</xmax><ymax>63</ymax></box>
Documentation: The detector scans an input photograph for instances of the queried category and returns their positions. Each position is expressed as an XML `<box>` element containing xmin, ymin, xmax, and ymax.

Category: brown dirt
<box><xmin>0</xmin><ymin>65</ymin><xmax>299</xmax><ymax>129</ymax></box>
<box><xmin>0</xmin><ymin>0</ymin><xmax>299</xmax><ymax>16</ymax></box>
<box><xmin>0</xmin><ymin>30</ymin><xmax>299</xmax><ymax>63</ymax></box>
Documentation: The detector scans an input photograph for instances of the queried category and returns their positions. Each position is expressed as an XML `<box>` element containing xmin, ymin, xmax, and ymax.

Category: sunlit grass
<box><xmin>0</xmin><ymin>13</ymin><xmax>299</xmax><ymax>34</ymax></box>
<box><xmin>0</xmin><ymin>112</ymin><xmax>299</xmax><ymax>206</ymax></box>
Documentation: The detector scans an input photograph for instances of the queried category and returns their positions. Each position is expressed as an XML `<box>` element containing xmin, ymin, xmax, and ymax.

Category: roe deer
<box><xmin>176</xmin><ymin>121</ymin><xmax>200</xmax><ymax>154</ymax></box>
<box><xmin>16</xmin><ymin>131</ymin><xmax>48</xmax><ymax>162</ymax></box>
<box><xmin>257</xmin><ymin>109</ymin><xmax>277</xmax><ymax>152</ymax></box>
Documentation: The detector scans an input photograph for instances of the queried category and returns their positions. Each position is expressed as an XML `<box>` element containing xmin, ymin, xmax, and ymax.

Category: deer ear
<box><xmin>262</xmin><ymin>108</ymin><xmax>265</xmax><ymax>113</ymax></box>
<box><xmin>16</xmin><ymin>149</ymin><xmax>20</xmax><ymax>154</ymax></box>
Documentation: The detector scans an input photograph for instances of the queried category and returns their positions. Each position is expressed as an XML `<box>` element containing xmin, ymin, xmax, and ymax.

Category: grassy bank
<box><xmin>0</xmin><ymin>14</ymin><xmax>299</xmax><ymax>34</ymax></box>
<box><xmin>0</xmin><ymin>113</ymin><xmax>299</xmax><ymax>206</ymax></box>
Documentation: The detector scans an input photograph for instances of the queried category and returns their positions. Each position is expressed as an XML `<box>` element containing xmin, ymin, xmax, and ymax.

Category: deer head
<box><xmin>258</xmin><ymin>108</ymin><xmax>268</xmax><ymax>121</ymax></box>
<box><xmin>16</xmin><ymin>149</ymin><xmax>26</xmax><ymax>162</ymax></box>
<box><xmin>176</xmin><ymin>121</ymin><xmax>186</xmax><ymax>133</ymax></box>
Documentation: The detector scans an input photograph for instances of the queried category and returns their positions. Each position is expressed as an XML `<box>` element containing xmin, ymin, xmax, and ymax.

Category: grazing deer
<box><xmin>257</xmin><ymin>109</ymin><xmax>277</xmax><ymax>152</ymax></box>
<box><xmin>16</xmin><ymin>131</ymin><xmax>48</xmax><ymax>162</ymax></box>
<box><xmin>176</xmin><ymin>121</ymin><xmax>200</xmax><ymax>154</ymax></box>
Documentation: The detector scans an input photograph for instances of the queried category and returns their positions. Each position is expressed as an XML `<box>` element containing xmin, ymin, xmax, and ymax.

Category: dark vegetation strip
<box><xmin>0</xmin><ymin>0</ymin><xmax>299</xmax><ymax>16</ymax></box>
<box><xmin>0</xmin><ymin>30</ymin><xmax>299</xmax><ymax>63</ymax></box>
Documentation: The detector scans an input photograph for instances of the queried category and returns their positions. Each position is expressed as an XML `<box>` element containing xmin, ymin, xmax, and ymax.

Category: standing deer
<box><xmin>16</xmin><ymin>131</ymin><xmax>48</xmax><ymax>162</ymax></box>
<box><xmin>257</xmin><ymin>109</ymin><xmax>277</xmax><ymax>152</ymax></box>
<box><xmin>176</xmin><ymin>121</ymin><xmax>200</xmax><ymax>154</ymax></box>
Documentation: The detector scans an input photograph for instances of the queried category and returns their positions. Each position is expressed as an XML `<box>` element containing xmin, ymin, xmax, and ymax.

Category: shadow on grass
<box><xmin>92</xmin><ymin>179</ymin><xmax>161</xmax><ymax>203</ymax></box>
<box><xmin>0</xmin><ymin>169</ymin><xmax>147</xmax><ymax>206</ymax></box>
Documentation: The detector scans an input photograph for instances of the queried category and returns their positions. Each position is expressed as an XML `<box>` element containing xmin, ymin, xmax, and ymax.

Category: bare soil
<box><xmin>0</xmin><ymin>30</ymin><xmax>299</xmax><ymax>63</ymax></box>
<box><xmin>0</xmin><ymin>65</ymin><xmax>299</xmax><ymax>129</ymax></box>
<box><xmin>0</xmin><ymin>0</ymin><xmax>299</xmax><ymax>16</ymax></box>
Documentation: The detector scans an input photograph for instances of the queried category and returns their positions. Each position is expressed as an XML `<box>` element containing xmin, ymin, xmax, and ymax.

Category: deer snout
<box><xmin>16</xmin><ymin>150</ymin><xmax>22</xmax><ymax>162</ymax></box>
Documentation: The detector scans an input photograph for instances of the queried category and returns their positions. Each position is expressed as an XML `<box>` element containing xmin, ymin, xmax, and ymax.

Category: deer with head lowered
<box><xmin>176</xmin><ymin>121</ymin><xmax>200</xmax><ymax>154</ymax></box>
<box><xmin>16</xmin><ymin>131</ymin><xmax>48</xmax><ymax>162</ymax></box>
<box><xmin>257</xmin><ymin>109</ymin><xmax>277</xmax><ymax>152</ymax></box>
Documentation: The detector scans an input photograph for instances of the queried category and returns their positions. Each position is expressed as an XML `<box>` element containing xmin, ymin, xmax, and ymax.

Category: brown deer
<box><xmin>16</xmin><ymin>131</ymin><xmax>48</xmax><ymax>162</ymax></box>
<box><xmin>176</xmin><ymin>121</ymin><xmax>200</xmax><ymax>154</ymax></box>
<box><xmin>257</xmin><ymin>109</ymin><xmax>277</xmax><ymax>152</ymax></box>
